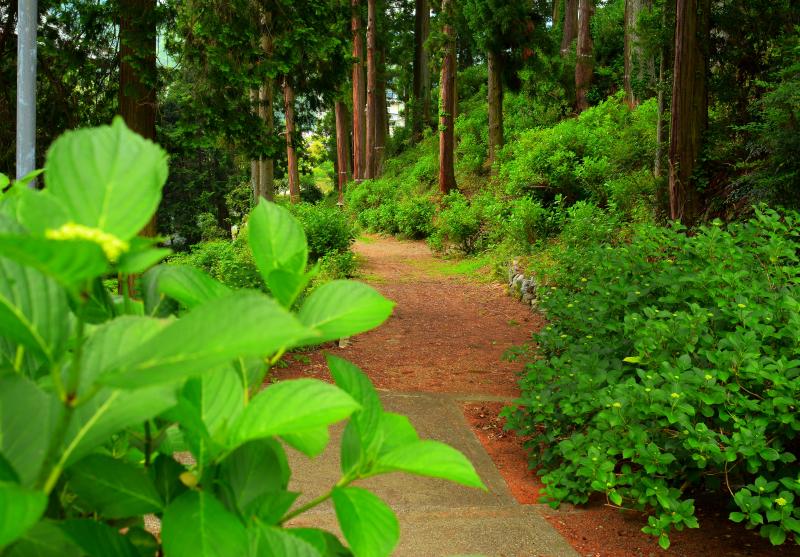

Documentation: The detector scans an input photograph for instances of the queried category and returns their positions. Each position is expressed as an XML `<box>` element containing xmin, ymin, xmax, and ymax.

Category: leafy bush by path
<box><xmin>504</xmin><ymin>208</ymin><xmax>800</xmax><ymax>548</ymax></box>
<box><xmin>0</xmin><ymin>119</ymin><xmax>485</xmax><ymax>557</ymax></box>
<box><xmin>289</xmin><ymin>202</ymin><xmax>355</xmax><ymax>261</ymax></box>
<box><xmin>168</xmin><ymin>237</ymin><xmax>263</xmax><ymax>290</ymax></box>
<box><xmin>395</xmin><ymin>196</ymin><xmax>436</xmax><ymax>239</ymax></box>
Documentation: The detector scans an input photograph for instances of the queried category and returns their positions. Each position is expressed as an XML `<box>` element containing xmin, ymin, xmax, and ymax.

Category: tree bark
<box><xmin>487</xmin><ymin>49</ymin><xmax>503</xmax><ymax>168</ymax></box>
<box><xmin>120</xmin><ymin>0</ymin><xmax>157</xmax><ymax>236</ymax></box>
<box><xmin>553</xmin><ymin>0</ymin><xmax>561</xmax><ymax>28</ymax></box>
<box><xmin>351</xmin><ymin>0</ymin><xmax>366</xmax><ymax>181</ymax></box>
<box><xmin>624</xmin><ymin>0</ymin><xmax>655</xmax><ymax>108</ymax></box>
<box><xmin>375</xmin><ymin>46</ymin><xmax>388</xmax><ymax>177</ymax></box>
<box><xmin>438</xmin><ymin>0</ymin><xmax>456</xmax><ymax>194</ymax></box>
<box><xmin>335</xmin><ymin>100</ymin><xmax>352</xmax><ymax>204</ymax></box>
<box><xmin>250</xmin><ymin>88</ymin><xmax>261</xmax><ymax>200</ymax></box>
<box><xmin>560</xmin><ymin>0</ymin><xmax>578</xmax><ymax>56</ymax></box>
<box><xmin>283</xmin><ymin>77</ymin><xmax>300</xmax><ymax>204</ymax></box>
<box><xmin>654</xmin><ymin>2</ymin><xmax>669</xmax><ymax>178</ymax></box>
<box><xmin>412</xmin><ymin>0</ymin><xmax>431</xmax><ymax>142</ymax></box>
<box><xmin>365</xmin><ymin>0</ymin><xmax>378</xmax><ymax>180</ymax></box>
<box><xmin>668</xmin><ymin>0</ymin><xmax>709</xmax><ymax>224</ymax></box>
<box><xmin>574</xmin><ymin>0</ymin><xmax>594</xmax><ymax>113</ymax></box>
<box><xmin>257</xmin><ymin>12</ymin><xmax>274</xmax><ymax>201</ymax></box>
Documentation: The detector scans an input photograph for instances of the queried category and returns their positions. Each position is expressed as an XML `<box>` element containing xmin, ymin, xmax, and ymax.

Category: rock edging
<box><xmin>507</xmin><ymin>259</ymin><xmax>538</xmax><ymax>308</ymax></box>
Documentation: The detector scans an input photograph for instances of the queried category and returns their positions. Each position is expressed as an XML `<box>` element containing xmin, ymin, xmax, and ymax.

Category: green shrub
<box><xmin>168</xmin><ymin>237</ymin><xmax>263</xmax><ymax>290</ymax></box>
<box><xmin>430</xmin><ymin>191</ymin><xmax>483</xmax><ymax>254</ymax></box>
<box><xmin>559</xmin><ymin>200</ymin><xmax>620</xmax><ymax>248</ymax></box>
<box><xmin>0</xmin><ymin>120</ymin><xmax>485</xmax><ymax>557</ymax></box>
<box><xmin>289</xmin><ymin>202</ymin><xmax>355</xmax><ymax>261</ymax></box>
<box><xmin>505</xmin><ymin>196</ymin><xmax>562</xmax><ymax>252</ymax></box>
<box><xmin>317</xmin><ymin>250</ymin><xmax>359</xmax><ymax>281</ymax></box>
<box><xmin>196</xmin><ymin>211</ymin><xmax>229</xmax><ymax>241</ymax></box>
<box><xmin>505</xmin><ymin>208</ymin><xmax>800</xmax><ymax>548</ymax></box>
<box><xmin>395</xmin><ymin>196</ymin><xmax>436</xmax><ymax>238</ymax></box>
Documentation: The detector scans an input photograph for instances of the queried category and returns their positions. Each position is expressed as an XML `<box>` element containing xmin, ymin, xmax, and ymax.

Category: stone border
<box><xmin>507</xmin><ymin>259</ymin><xmax>538</xmax><ymax>308</ymax></box>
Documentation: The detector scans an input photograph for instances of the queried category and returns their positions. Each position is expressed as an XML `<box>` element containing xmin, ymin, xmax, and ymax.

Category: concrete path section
<box><xmin>286</xmin><ymin>391</ymin><xmax>579</xmax><ymax>557</ymax></box>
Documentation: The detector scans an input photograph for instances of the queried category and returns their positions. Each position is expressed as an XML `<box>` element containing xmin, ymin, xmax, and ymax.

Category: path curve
<box><xmin>280</xmin><ymin>235</ymin><xmax>542</xmax><ymax>397</ymax></box>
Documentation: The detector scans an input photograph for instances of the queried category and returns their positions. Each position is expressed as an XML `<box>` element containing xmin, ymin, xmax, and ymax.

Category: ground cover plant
<box><xmin>0</xmin><ymin>120</ymin><xmax>485</xmax><ymax>557</ymax></box>
<box><xmin>503</xmin><ymin>209</ymin><xmax>800</xmax><ymax>548</ymax></box>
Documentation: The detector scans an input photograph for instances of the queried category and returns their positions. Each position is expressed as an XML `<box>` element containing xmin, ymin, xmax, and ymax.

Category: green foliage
<box><xmin>0</xmin><ymin>121</ymin><xmax>485</xmax><ymax>556</ymax></box>
<box><xmin>504</xmin><ymin>208</ymin><xmax>800</xmax><ymax>547</ymax></box>
<box><xmin>168</xmin><ymin>238</ymin><xmax>263</xmax><ymax>291</ymax></box>
<box><xmin>395</xmin><ymin>196</ymin><xmax>436</xmax><ymax>239</ymax></box>
<box><xmin>289</xmin><ymin>203</ymin><xmax>355</xmax><ymax>262</ymax></box>
<box><xmin>429</xmin><ymin>192</ymin><xmax>483</xmax><ymax>254</ymax></box>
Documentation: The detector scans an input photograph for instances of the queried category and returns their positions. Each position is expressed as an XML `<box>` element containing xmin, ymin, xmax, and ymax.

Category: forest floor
<box><xmin>277</xmin><ymin>235</ymin><xmax>800</xmax><ymax>557</ymax></box>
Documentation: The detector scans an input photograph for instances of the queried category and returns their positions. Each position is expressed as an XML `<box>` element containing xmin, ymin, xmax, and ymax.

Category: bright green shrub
<box><xmin>169</xmin><ymin>237</ymin><xmax>263</xmax><ymax>290</ymax></box>
<box><xmin>395</xmin><ymin>196</ymin><xmax>436</xmax><ymax>239</ymax></box>
<box><xmin>0</xmin><ymin>120</ymin><xmax>485</xmax><ymax>557</ymax></box>
<box><xmin>505</xmin><ymin>208</ymin><xmax>800</xmax><ymax>548</ymax></box>
<box><xmin>289</xmin><ymin>202</ymin><xmax>355</xmax><ymax>261</ymax></box>
<box><xmin>505</xmin><ymin>196</ymin><xmax>562</xmax><ymax>251</ymax></box>
<box><xmin>429</xmin><ymin>191</ymin><xmax>483</xmax><ymax>254</ymax></box>
<box><xmin>196</xmin><ymin>211</ymin><xmax>228</xmax><ymax>241</ymax></box>
<box><xmin>560</xmin><ymin>200</ymin><xmax>620</xmax><ymax>248</ymax></box>
<box><xmin>605</xmin><ymin>168</ymin><xmax>659</xmax><ymax>221</ymax></box>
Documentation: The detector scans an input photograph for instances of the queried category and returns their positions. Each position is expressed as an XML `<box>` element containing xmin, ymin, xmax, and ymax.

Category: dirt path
<box><xmin>280</xmin><ymin>235</ymin><xmax>541</xmax><ymax>397</ymax></box>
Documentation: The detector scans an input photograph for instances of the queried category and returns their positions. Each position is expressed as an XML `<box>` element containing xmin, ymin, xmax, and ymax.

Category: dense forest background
<box><xmin>2</xmin><ymin>0</ymin><xmax>797</xmax><ymax>248</ymax></box>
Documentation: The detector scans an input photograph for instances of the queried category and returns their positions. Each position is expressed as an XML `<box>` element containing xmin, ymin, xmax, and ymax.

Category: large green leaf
<box><xmin>102</xmin><ymin>292</ymin><xmax>314</xmax><ymax>388</ymax></box>
<box><xmin>248</xmin><ymin>201</ymin><xmax>308</xmax><ymax>279</ymax></box>
<box><xmin>285</xmin><ymin>529</ymin><xmax>350</xmax><ymax>557</ymax></box>
<box><xmin>60</xmin><ymin>519</ymin><xmax>140</xmax><ymax>557</ymax></box>
<box><xmin>150</xmin><ymin>454</ymin><xmax>188</xmax><ymax>505</ymax></box>
<box><xmin>4</xmin><ymin>520</ymin><xmax>82</xmax><ymax>557</ymax></box>
<box><xmin>68</xmin><ymin>454</ymin><xmax>163</xmax><ymax>518</ymax></box>
<box><xmin>0</xmin><ymin>482</ymin><xmax>47</xmax><ymax>549</ymax></box>
<box><xmin>44</xmin><ymin>117</ymin><xmax>168</xmax><ymax>241</ymax></box>
<box><xmin>282</xmin><ymin>427</ymin><xmax>331</xmax><ymax>458</ymax></box>
<box><xmin>161</xmin><ymin>491</ymin><xmax>248</xmax><ymax>557</ymax></box>
<box><xmin>0</xmin><ymin>235</ymin><xmax>109</xmax><ymax>287</ymax></box>
<box><xmin>220</xmin><ymin>439</ymin><xmax>289</xmax><ymax>516</ymax></box>
<box><xmin>155</xmin><ymin>265</ymin><xmax>231</xmax><ymax>310</ymax></box>
<box><xmin>77</xmin><ymin>316</ymin><xmax>166</xmax><ymax>396</ymax></box>
<box><xmin>62</xmin><ymin>384</ymin><xmax>178</xmax><ymax>467</ymax></box>
<box><xmin>373</xmin><ymin>440</ymin><xmax>486</xmax><ymax>489</ymax></box>
<box><xmin>327</xmin><ymin>356</ymin><xmax>382</xmax><ymax>451</ymax></box>
<box><xmin>331</xmin><ymin>487</ymin><xmax>398</xmax><ymax>557</ymax></box>
<box><xmin>0</xmin><ymin>252</ymin><xmax>71</xmax><ymax>364</ymax></box>
<box><xmin>0</xmin><ymin>375</ymin><xmax>54</xmax><ymax>486</ymax></box>
<box><xmin>266</xmin><ymin>269</ymin><xmax>312</xmax><ymax>308</ymax></box>
<box><xmin>249</xmin><ymin>526</ymin><xmax>322</xmax><ymax>557</ymax></box>
<box><xmin>298</xmin><ymin>281</ymin><xmax>394</xmax><ymax>343</ymax></box>
<box><xmin>232</xmin><ymin>379</ymin><xmax>359</xmax><ymax>446</ymax></box>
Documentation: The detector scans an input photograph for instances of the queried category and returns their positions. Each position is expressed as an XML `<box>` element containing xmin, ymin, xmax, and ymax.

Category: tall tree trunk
<box><xmin>283</xmin><ymin>76</ymin><xmax>300</xmax><ymax>204</ymax></box>
<box><xmin>257</xmin><ymin>12</ymin><xmax>274</xmax><ymax>201</ymax></box>
<box><xmin>574</xmin><ymin>0</ymin><xmax>594</xmax><ymax>113</ymax></box>
<box><xmin>668</xmin><ymin>0</ymin><xmax>709</xmax><ymax>224</ymax></box>
<box><xmin>258</xmin><ymin>80</ymin><xmax>274</xmax><ymax>201</ymax></box>
<box><xmin>365</xmin><ymin>0</ymin><xmax>378</xmax><ymax>179</ymax></box>
<box><xmin>438</xmin><ymin>0</ymin><xmax>456</xmax><ymax>194</ymax></box>
<box><xmin>250</xmin><ymin>87</ymin><xmax>261</xmax><ymax>201</ymax></box>
<box><xmin>624</xmin><ymin>0</ymin><xmax>655</xmax><ymax>108</ymax></box>
<box><xmin>553</xmin><ymin>0</ymin><xmax>561</xmax><ymax>27</ymax></box>
<box><xmin>654</xmin><ymin>2</ymin><xmax>669</xmax><ymax>178</ymax></box>
<box><xmin>412</xmin><ymin>0</ymin><xmax>431</xmax><ymax>142</ymax></box>
<box><xmin>560</xmin><ymin>0</ymin><xmax>578</xmax><ymax>56</ymax></box>
<box><xmin>351</xmin><ymin>0</ymin><xmax>366</xmax><ymax>181</ymax></box>
<box><xmin>375</xmin><ymin>46</ymin><xmax>388</xmax><ymax>177</ymax></box>
<box><xmin>335</xmin><ymin>101</ymin><xmax>352</xmax><ymax>205</ymax></box>
<box><xmin>120</xmin><ymin>0</ymin><xmax>157</xmax><ymax>236</ymax></box>
<box><xmin>487</xmin><ymin>49</ymin><xmax>503</xmax><ymax>168</ymax></box>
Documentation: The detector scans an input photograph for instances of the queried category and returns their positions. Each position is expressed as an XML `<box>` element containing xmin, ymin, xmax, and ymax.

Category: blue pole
<box><xmin>16</xmin><ymin>0</ymin><xmax>37</xmax><ymax>187</ymax></box>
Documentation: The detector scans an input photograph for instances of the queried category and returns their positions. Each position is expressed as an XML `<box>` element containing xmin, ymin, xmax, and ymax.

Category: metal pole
<box><xmin>16</xmin><ymin>0</ymin><xmax>37</xmax><ymax>186</ymax></box>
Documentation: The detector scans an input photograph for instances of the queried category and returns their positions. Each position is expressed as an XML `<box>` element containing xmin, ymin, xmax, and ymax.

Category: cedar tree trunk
<box><xmin>560</xmin><ymin>0</ymin><xmax>578</xmax><ymax>56</ymax></box>
<box><xmin>365</xmin><ymin>0</ymin><xmax>378</xmax><ymax>179</ymax></box>
<box><xmin>487</xmin><ymin>49</ymin><xmax>503</xmax><ymax>167</ymax></box>
<box><xmin>283</xmin><ymin>77</ymin><xmax>300</xmax><ymax>204</ymax></box>
<box><xmin>575</xmin><ymin>0</ymin><xmax>594</xmax><ymax>113</ymax></box>
<box><xmin>335</xmin><ymin>100</ymin><xmax>352</xmax><ymax>204</ymax></box>
<box><xmin>438</xmin><ymin>0</ymin><xmax>456</xmax><ymax>194</ymax></box>
<box><xmin>412</xmin><ymin>0</ymin><xmax>431</xmax><ymax>142</ymax></box>
<box><xmin>668</xmin><ymin>0</ymin><xmax>709</xmax><ymax>224</ymax></box>
<box><xmin>351</xmin><ymin>0</ymin><xmax>366</xmax><ymax>181</ymax></box>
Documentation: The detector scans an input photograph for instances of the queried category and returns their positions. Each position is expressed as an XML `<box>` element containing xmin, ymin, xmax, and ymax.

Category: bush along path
<box><xmin>281</xmin><ymin>234</ymin><xmax>800</xmax><ymax>557</ymax></box>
